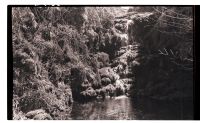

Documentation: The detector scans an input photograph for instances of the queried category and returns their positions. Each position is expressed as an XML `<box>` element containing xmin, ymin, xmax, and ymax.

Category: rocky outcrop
<box><xmin>128</xmin><ymin>9</ymin><xmax>193</xmax><ymax>101</ymax></box>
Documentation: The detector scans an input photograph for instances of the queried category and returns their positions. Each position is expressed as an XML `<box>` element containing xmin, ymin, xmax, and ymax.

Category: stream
<box><xmin>69</xmin><ymin>96</ymin><xmax>193</xmax><ymax>120</ymax></box>
<box><xmin>68</xmin><ymin>13</ymin><xmax>194</xmax><ymax>120</ymax></box>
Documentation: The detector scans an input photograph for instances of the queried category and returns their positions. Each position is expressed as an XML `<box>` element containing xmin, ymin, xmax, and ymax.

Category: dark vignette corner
<box><xmin>194</xmin><ymin>5</ymin><xmax>200</xmax><ymax>120</ymax></box>
<box><xmin>7</xmin><ymin>5</ymin><xmax>13</xmax><ymax>120</ymax></box>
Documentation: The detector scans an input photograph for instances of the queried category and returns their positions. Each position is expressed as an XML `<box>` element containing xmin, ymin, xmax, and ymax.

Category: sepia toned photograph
<box><xmin>10</xmin><ymin>6</ymin><xmax>194</xmax><ymax>120</ymax></box>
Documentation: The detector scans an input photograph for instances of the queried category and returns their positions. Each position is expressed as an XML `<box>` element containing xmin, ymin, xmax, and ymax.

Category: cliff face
<box><xmin>12</xmin><ymin>7</ymin><xmax>85</xmax><ymax>120</ymax></box>
<box><xmin>128</xmin><ymin>7</ymin><xmax>193</xmax><ymax>100</ymax></box>
<box><xmin>12</xmin><ymin>7</ymin><xmax>127</xmax><ymax>120</ymax></box>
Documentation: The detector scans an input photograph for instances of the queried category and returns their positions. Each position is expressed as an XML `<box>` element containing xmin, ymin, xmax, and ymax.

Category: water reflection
<box><xmin>70</xmin><ymin>96</ymin><xmax>193</xmax><ymax>120</ymax></box>
<box><xmin>132</xmin><ymin>98</ymin><xmax>193</xmax><ymax>120</ymax></box>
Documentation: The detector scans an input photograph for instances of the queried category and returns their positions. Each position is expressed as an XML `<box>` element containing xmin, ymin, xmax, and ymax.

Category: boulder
<box><xmin>25</xmin><ymin>109</ymin><xmax>46</xmax><ymax>119</ymax></box>
<box><xmin>80</xmin><ymin>87</ymin><xmax>97</xmax><ymax>98</ymax></box>
<box><xmin>25</xmin><ymin>109</ymin><xmax>52</xmax><ymax>120</ymax></box>
<box><xmin>101</xmin><ymin>77</ymin><xmax>111</xmax><ymax>86</ymax></box>
<box><xmin>99</xmin><ymin>67</ymin><xmax>120</xmax><ymax>83</ymax></box>
<box><xmin>33</xmin><ymin>113</ymin><xmax>53</xmax><ymax>120</ymax></box>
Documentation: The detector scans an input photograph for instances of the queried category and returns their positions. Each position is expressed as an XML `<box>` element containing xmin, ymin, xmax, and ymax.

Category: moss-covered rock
<box><xmin>99</xmin><ymin>67</ymin><xmax>120</xmax><ymax>83</ymax></box>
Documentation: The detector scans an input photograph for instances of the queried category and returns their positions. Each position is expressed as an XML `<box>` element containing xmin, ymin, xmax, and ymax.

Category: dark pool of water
<box><xmin>70</xmin><ymin>96</ymin><xmax>193</xmax><ymax>120</ymax></box>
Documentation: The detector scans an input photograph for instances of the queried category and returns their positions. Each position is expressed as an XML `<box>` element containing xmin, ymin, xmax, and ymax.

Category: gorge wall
<box><xmin>12</xmin><ymin>7</ymin><xmax>128</xmax><ymax>120</ymax></box>
<box><xmin>12</xmin><ymin>7</ymin><xmax>193</xmax><ymax>120</ymax></box>
<box><xmin>127</xmin><ymin>7</ymin><xmax>193</xmax><ymax>101</ymax></box>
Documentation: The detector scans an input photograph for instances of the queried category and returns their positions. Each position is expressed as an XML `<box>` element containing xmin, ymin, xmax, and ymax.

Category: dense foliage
<box><xmin>12</xmin><ymin>7</ymin><xmax>127</xmax><ymax>120</ymax></box>
<box><xmin>12</xmin><ymin>6</ymin><xmax>193</xmax><ymax>120</ymax></box>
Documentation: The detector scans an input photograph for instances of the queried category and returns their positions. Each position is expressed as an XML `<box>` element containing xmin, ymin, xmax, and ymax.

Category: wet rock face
<box><xmin>128</xmin><ymin>11</ymin><xmax>193</xmax><ymax>100</ymax></box>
